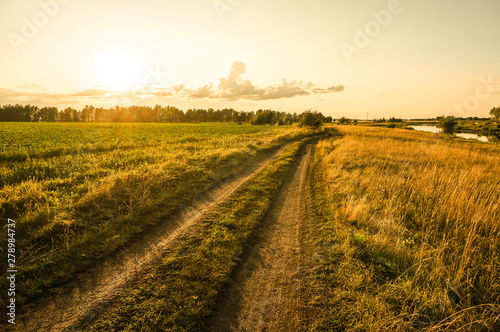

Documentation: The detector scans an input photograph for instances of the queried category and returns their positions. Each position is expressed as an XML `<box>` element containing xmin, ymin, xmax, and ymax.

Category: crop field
<box><xmin>310</xmin><ymin>126</ymin><xmax>500</xmax><ymax>331</ymax></box>
<box><xmin>0</xmin><ymin>122</ymin><xmax>308</xmax><ymax>308</ymax></box>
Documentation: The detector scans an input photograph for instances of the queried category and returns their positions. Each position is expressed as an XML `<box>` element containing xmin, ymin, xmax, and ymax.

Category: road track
<box><xmin>210</xmin><ymin>143</ymin><xmax>315</xmax><ymax>332</ymax></box>
<box><xmin>13</xmin><ymin>142</ymin><xmax>295</xmax><ymax>332</ymax></box>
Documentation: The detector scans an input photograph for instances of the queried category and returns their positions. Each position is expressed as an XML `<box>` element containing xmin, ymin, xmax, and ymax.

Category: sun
<box><xmin>95</xmin><ymin>53</ymin><xmax>144</xmax><ymax>91</ymax></box>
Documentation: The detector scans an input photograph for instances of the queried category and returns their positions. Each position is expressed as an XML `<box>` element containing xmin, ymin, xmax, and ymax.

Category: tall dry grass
<box><xmin>312</xmin><ymin>126</ymin><xmax>500</xmax><ymax>331</ymax></box>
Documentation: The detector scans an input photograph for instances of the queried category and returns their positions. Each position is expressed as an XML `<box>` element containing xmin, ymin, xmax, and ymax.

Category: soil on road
<box><xmin>210</xmin><ymin>143</ymin><xmax>316</xmax><ymax>332</ymax></box>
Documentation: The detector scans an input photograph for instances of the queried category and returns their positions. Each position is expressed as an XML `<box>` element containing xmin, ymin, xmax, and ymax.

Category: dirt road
<box><xmin>13</xmin><ymin>143</ymin><xmax>294</xmax><ymax>332</ymax></box>
<box><xmin>210</xmin><ymin>143</ymin><xmax>315</xmax><ymax>332</ymax></box>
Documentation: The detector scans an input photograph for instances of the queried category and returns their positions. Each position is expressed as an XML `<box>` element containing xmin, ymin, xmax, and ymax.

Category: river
<box><xmin>409</xmin><ymin>126</ymin><xmax>491</xmax><ymax>142</ymax></box>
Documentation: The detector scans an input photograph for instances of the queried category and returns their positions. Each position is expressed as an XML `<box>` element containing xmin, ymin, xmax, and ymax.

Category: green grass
<box><xmin>0</xmin><ymin>122</ymin><xmax>301</xmax><ymax>164</ymax></box>
<box><xmin>0</xmin><ymin>122</ymin><xmax>309</xmax><ymax>307</ymax></box>
<box><xmin>84</xmin><ymin>136</ymin><xmax>321</xmax><ymax>331</ymax></box>
<box><xmin>456</xmin><ymin>119</ymin><xmax>500</xmax><ymax>137</ymax></box>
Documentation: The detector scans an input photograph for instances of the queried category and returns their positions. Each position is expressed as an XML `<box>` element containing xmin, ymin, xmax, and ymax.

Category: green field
<box><xmin>0</xmin><ymin>122</ymin><xmax>308</xmax><ymax>306</ymax></box>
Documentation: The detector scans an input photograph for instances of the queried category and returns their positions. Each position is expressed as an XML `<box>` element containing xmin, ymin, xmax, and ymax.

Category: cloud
<box><xmin>0</xmin><ymin>86</ymin><xmax>111</xmax><ymax>99</ymax></box>
<box><xmin>314</xmin><ymin>88</ymin><xmax>330</xmax><ymax>94</ymax></box>
<box><xmin>180</xmin><ymin>61</ymin><xmax>344</xmax><ymax>101</ymax></box>
<box><xmin>328</xmin><ymin>85</ymin><xmax>344</xmax><ymax>92</ymax></box>
<box><xmin>253</xmin><ymin>80</ymin><xmax>309</xmax><ymax>100</ymax></box>
<box><xmin>0</xmin><ymin>62</ymin><xmax>344</xmax><ymax>107</ymax></box>
<box><xmin>0</xmin><ymin>86</ymin><xmax>112</xmax><ymax>106</ymax></box>
<box><xmin>18</xmin><ymin>83</ymin><xmax>45</xmax><ymax>90</ymax></box>
<box><xmin>154</xmin><ymin>91</ymin><xmax>173</xmax><ymax>97</ymax></box>
<box><xmin>313</xmin><ymin>85</ymin><xmax>344</xmax><ymax>94</ymax></box>
<box><xmin>70</xmin><ymin>89</ymin><xmax>110</xmax><ymax>97</ymax></box>
<box><xmin>188</xmin><ymin>83</ymin><xmax>214</xmax><ymax>98</ymax></box>
<box><xmin>217</xmin><ymin>62</ymin><xmax>264</xmax><ymax>100</ymax></box>
<box><xmin>172</xmin><ymin>84</ymin><xmax>185</xmax><ymax>93</ymax></box>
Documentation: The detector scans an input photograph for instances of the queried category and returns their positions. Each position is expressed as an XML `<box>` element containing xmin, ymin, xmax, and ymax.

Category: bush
<box><xmin>437</xmin><ymin>116</ymin><xmax>457</xmax><ymax>134</ymax></box>
<box><xmin>490</xmin><ymin>107</ymin><xmax>500</xmax><ymax>122</ymax></box>
<box><xmin>338</xmin><ymin>116</ymin><xmax>351</xmax><ymax>125</ymax></box>
<box><xmin>299</xmin><ymin>110</ymin><xmax>324</xmax><ymax>130</ymax></box>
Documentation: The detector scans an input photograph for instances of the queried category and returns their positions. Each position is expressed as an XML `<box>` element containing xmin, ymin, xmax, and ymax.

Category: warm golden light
<box><xmin>2</xmin><ymin>1</ymin><xmax>500</xmax><ymax>117</ymax></box>
<box><xmin>95</xmin><ymin>53</ymin><xmax>144</xmax><ymax>91</ymax></box>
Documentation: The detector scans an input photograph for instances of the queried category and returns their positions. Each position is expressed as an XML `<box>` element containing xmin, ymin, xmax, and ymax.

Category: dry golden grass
<box><xmin>312</xmin><ymin>126</ymin><xmax>500</xmax><ymax>331</ymax></box>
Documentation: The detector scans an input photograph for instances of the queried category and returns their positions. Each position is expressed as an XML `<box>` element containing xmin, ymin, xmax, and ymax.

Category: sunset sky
<box><xmin>1</xmin><ymin>0</ymin><xmax>500</xmax><ymax>119</ymax></box>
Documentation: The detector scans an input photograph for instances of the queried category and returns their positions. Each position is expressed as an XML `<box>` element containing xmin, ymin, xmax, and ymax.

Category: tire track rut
<box><xmin>210</xmin><ymin>143</ymin><xmax>314</xmax><ymax>332</ymax></box>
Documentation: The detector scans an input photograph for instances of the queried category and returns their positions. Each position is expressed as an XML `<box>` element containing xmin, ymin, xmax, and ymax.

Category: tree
<box><xmin>72</xmin><ymin>108</ymin><xmax>81</xmax><ymax>122</ymax></box>
<box><xmin>39</xmin><ymin>107</ymin><xmax>58</xmax><ymax>122</ymax></box>
<box><xmin>0</xmin><ymin>104</ymin><xmax>21</xmax><ymax>121</ymax></box>
<box><xmin>22</xmin><ymin>104</ymin><xmax>38</xmax><ymax>121</ymax></box>
<box><xmin>92</xmin><ymin>107</ymin><xmax>106</xmax><ymax>122</ymax></box>
<box><xmin>60</xmin><ymin>107</ymin><xmax>76</xmax><ymax>122</ymax></box>
<box><xmin>300</xmin><ymin>109</ymin><xmax>324</xmax><ymax>130</ymax></box>
<box><xmin>437</xmin><ymin>116</ymin><xmax>457</xmax><ymax>134</ymax></box>
<box><xmin>388</xmin><ymin>117</ymin><xmax>403</xmax><ymax>123</ymax></box>
<box><xmin>251</xmin><ymin>109</ymin><xmax>275</xmax><ymax>125</ymax></box>
<box><xmin>81</xmin><ymin>105</ymin><xmax>95</xmax><ymax>122</ymax></box>
<box><xmin>338</xmin><ymin>116</ymin><xmax>351</xmax><ymax>125</ymax></box>
<box><xmin>282</xmin><ymin>114</ymin><xmax>293</xmax><ymax>125</ymax></box>
<box><xmin>490</xmin><ymin>107</ymin><xmax>500</xmax><ymax>122</ymax></box>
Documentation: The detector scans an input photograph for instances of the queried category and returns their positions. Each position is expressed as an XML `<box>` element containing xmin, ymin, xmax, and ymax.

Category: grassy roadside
<box><xmin>309</xmin><ymin>126</ymin><xmax>500</xmax><ymax>331</ymax></box>
<box><xmin>84</xmin><ymin>134</ymin><xmax>325</xmax><ymax>331</ymax></box>
<box><xmin>0</xmin><ymin>123</ymin><xmax>310</xmax><ymax>308</ymax></box>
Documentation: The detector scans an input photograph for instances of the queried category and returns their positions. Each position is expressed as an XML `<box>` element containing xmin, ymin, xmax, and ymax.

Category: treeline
<box><xmin>373</xmin><ymin>117</ymin><xmax>404</xmax><ymax>123</ymax></box>
<box><xmin>0</xmin><ymin>104</ymin><xmax>332</xmax><ymax>125</ymax></box>
<box><xmin>491</xmin><ymin>107</ymin><xmax>500</xmax><ymax>122</ymax></box>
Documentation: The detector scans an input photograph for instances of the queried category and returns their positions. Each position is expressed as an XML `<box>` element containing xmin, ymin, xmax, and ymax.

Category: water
<box><xmin>410</xmin><ymin>125</ymin><xmax>441</xmax><ymax>133</ymax></box>
<box><xmin>455</xmin><ymin>133</ymin><xmax>489</xmax><ymax>143</ymax></box>
<box><xmin>410</xmin><ymin>126</ymin><xmax>490</xmax><ymax>142</ymax></box>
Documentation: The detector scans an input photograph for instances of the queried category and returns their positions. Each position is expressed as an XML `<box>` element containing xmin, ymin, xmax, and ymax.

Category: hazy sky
<box><xmin>1</xmin><ymin>0</ymin><xmax>500</xmax><ymax>119</ymax></box>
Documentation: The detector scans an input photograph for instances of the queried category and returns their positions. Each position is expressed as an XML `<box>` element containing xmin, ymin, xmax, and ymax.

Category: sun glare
<box><xmin>95</xmin><ymin>53</ymin><xmax>144</xmax><ymax>91</ymax></box>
